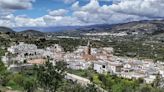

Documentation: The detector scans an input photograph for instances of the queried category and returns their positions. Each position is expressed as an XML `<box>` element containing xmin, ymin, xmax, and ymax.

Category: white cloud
<box><xmin>43</xmin><ymin>14</ymin><xmax>84</xmax><ymax>26</ymax></box>
<box><xmin>14</xmin><ymin>16</ymin><xmax>46</xmax><ymax>27</ymax></box>
<box><xmin>0</xmin><ymin>12</ymin><xmax>82</xmax><ymax>27</ymax></box>
<box><xmin>71</xmin><ymin>1</ymin><xmax>80</xmax><ymax>11</ymax></box>
<box><xmin>81</xmin><ymin>0</ymin><xmax>100</xmax><ymax>13</ymax></box>
<box><xmin>0</xmin><ymin>0</ymin><xmax>158</xmax><ymax>27</ymax></box>
<box><xmin>0</xmin><ymin>0</ymin><xmax>35</xmax><ymax>27</ymax></box>
<box><xmin>0</xmin><ymin>14</ymin><xmax>46</xmax><ymax>27</ymax></box>
<box><xmin>49</xmin><ymin>9</ymin><xmax>68</xmax><ymax>16</ymax></box>
<box><xmin>0</xmin><ymin>0</ymin><xmax>35</xmax><ymax>10</ymax></box>
<box><xmin>72</xmin><ymin>0</ymin><xmax>149</xmax><ymax>25</ymax></box>
<box><xmin>64</xmin><ymin>0</ymin><xmax>76</xmax><ymax>4</ymax></box>
<box><xmin>109</xmin><ymin>0</ymin><xmax>164</xmax><ymax>18</ymax></box>
<box><xmin>52</xmin><ymin>0</ymin><xmax>76</xmax><ymax>4</ymax></box>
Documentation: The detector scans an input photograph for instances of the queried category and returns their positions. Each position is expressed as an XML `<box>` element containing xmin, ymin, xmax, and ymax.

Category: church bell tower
<box><xmin>85</xmin><ymin>40</ymin><xmax>91</xmax><ymax>55</ymax></box>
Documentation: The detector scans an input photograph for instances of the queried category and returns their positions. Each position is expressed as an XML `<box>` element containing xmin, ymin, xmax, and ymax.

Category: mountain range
<box><xmin>1</xmin><ymin>20</ymin><xmax>164</xmax><ymax>37</ymax></box>
<box><xmin>13</xmin><ymin>26</ymin><xmax>81</xmax><ymax>32</ymax></box>
<box><xmin>0</xmin><ymin>27</ymin><xmax>15</xmax><ymax>33</ymax></box>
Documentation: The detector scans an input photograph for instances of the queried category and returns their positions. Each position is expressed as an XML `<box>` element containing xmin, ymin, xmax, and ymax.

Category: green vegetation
<box><xmin>0</xmin><ymin>36</ymin><xmax>11</xmax><ymax>47</ymax></box>
<box><xmin>67</xmin><ymin>69</ymin><xmax>164</xmax><ymax>92</ymax></box>
<box><xmin>58</xmin><ymin>81</ymin><xmax>99</xmax><ymax>92</ymax></box>
<box><xmin>101</xmin><ymin>35</ymin><xmax>164</xmax><ymax>61</ymax></box>
<box><xmin>0</xmin><ymin>28</ymin><xmax>164</xmax><ymax>91</ymax></box>
<box><xmin>112</xmin><ymin>41</ymin><xmax>164</xmax><ymax>61</ymax></box>
<box><xmin>0</xmin><ymin>61</ymin><xmax>37</xmax><ymax>91</ymax></box>
<box><xmin>0</xmin><ymin>59</ymin><xmax>99</xmax><ymax>92</ymax></box>
<box><xmin>67</xmin><ymin>68</ymin><xmax>95</xmax><ymax>79</ymax></box>
<box><xmin>95</xmin><ymin>74</ymin><xmax>139</xmax><ymax>92</ymax></box>
<box><xmin>34</xmin><ymin>61</ymin><xmax>67</xmax><ymax>92</ymax></box>
<box><xmin>9</xmin><ymin>61</ymin><xmax>66</xmax><ymax>92</ymax></box>
<box><xmin>0</xmin><ymin>48</ymin><xmax>6</xmax><ymax>57</ymax></box>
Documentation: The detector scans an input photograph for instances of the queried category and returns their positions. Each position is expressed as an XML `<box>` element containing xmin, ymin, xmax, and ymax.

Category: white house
<box><xmin>93</xmin><ymin>61</ymin><xmax>108</xmax><ymax>74</ymax></box>
<box><xmin>120</xmin><ymin>72</ymin><xmax>146</xmax><ymax>79</ymax></box>
<box><xmin>67</xmin><ymin>61</ymin><xmax>91</xmax><ymax>70</ymax></box>
<box><xmin>108</xmin><ymin>61</ymin><xmax>123</xmax><ymax>74</ymax></box>
<box><xmin>144</xmin><ymin>75</ymin><xmax>156</xmax><ymax>84</ymax></box>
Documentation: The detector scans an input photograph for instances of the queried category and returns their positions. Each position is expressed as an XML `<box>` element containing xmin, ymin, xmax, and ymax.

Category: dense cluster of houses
<box><xmin>1</xmin><ymin>42</ymin><xmax>64</xmax><ymax>71</ymax></box>
<box><xmin>1</xmin><ymin>42</ymin><xmax>164</xmax><ymax>84</ymax></box>
<box><xmin>93</xmin><ymin>57</ymin><xmax>160</xmax><ymax>84</ymax></box>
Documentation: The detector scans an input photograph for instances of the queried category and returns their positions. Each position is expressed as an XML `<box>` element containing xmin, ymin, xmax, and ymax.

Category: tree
<box><xmin>57</xmin><ymin>80</ymin><xmax>85</xmax><ymax>92</ymax></box>
<box><xmin>98</xmin><ymin>74</ymin><xmax>114</xmax><ymax>90</ymax></box>
<box><xmin>139</xmin><ymin>85</ymin><xmax>153</xmax><ymax>92</ymax></box>
<box><xmin>0</xmin><ymin>61</ymin><xmax>6</xmax><ymax>73</ymax></box>
<box><xmin>58</xmin><ymin>81</ymin><xmax>100</xmax><ymax>92</ymax></box>
<box><xmin>35</xmin><ymin>61</ymin><xmax>67</xmax><ymax>92</ymax></box>
<box><xmin>85</xmin><ymin>84</ymin><xmax>98</xmax><ymax>92</ymax></box>
<box><xmin>111</xmin><ymin>83</ymin><xmax>124</xmax><ymax>92</ymax></box>
<box><xmin>152</xmin><ymin>73</ymin><xmax>161</xmax><ymax>88</ymax></box>
<box><xmin>23</xmin><ymin>78</ymin><xmax>36</xmax><ymax>92</ymax></box>
<box><xmin>0</xmin><ymin>61</ymin><xmax>11</xmax><ymax>86</ymax></box>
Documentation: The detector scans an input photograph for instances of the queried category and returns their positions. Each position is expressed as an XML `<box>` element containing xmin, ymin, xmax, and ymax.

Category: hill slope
<box><xmin>109</xmin><ymin>20</ymin><xmax>164</xmax><ymax>34</ymax></box>
<box><xmin>18</xmin><ymin>30</ymin><xmax>45</xmax><ymax>37</ymax></box>
<box><xmin>0</xmin><ymin>27</ymin><xmax>15</xmax><ymax>34</ymax></box>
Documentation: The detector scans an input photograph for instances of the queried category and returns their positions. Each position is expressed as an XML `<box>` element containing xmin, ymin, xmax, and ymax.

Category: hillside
<box><xmin>69</xmin><ymin>20</ymin><xmax>164</xmax><ymax>35</ymax></box>
<box><xmin>2</xmin><ymin>20</ymin><xmax>164</xmax><ymax>37</ymax></box>
<box><xmin>44</xmin><ymin>20</ymin><xmax>164</xmax><ymax>37</ymax></box>
<box><xmin>13</xmin><ymin>26</ymin><xmax>80</xmax><ymax>32</ymax></box>
<box><xmin>13</xmin><ymin>20</ymin><xmax>164</xmax><ymax>37</ymax></box>
<box><xmin>18</xmin><ymin>30</ymin><xmax>45</xmax><ymax>37</ymax></box>
<box><xmin>88</xmin><ymin>20</ymin><xmax>163</xmax><ymax>34</ymax></box>
<box><xmin>0</xmin><ymin>27</ymin><xmax>15</xmax><ymax>34</ymax></box>
<box><xmin>109</xmin><ymin>20</ymin><xmax>164</xmax><ymax>35</ymax></box>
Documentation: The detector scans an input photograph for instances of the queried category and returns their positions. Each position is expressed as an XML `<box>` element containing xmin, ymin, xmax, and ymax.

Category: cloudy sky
<box><xmin>0</xmin><ymin>0</ymin><xmax>163</xmax><ymax>27</ymax></box>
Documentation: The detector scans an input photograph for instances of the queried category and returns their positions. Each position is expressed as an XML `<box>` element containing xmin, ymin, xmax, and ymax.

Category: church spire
<box><xmin>86</xmin><ymin>40</ymin><xmax>91</xmax><ymax>55</ymax></box>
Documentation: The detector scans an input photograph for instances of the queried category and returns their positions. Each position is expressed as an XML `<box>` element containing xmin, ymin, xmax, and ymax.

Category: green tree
<box><xmin>35</xmin><ymin>61</ymin><xmax>66</xmax><ymax>92</ymax></box>
<box><xmin>23</xmin><ymin>78</ymin><xmax>36</xmax><ymax>92</ymax></box>
<box><xmin>152</xmin><ymin>73</ymin><xmax>161</xmax><ymax>88</ymax></box>
<box><xmin>85</xmin><ymin>84</ymin><xmax>98</xmax><ymax>92</ymax></box>
<box><xmin>111</xmin><ymin>83</ymin><xmax>124</xmax><ymax>92</ymax></box>
<box><xmin>139</xmin><ymin>85</ymin><xmax>153</xmax><ymax>92</ymax></box>
<box><xmin>0</xmin><ymin>61</ymin><xmax>6</xmax><ymax>73</ymax></box>
<box><xmin>0</xmin><ymin>61</ymin><xmax>10</xmax><ymax>86</ymax></box>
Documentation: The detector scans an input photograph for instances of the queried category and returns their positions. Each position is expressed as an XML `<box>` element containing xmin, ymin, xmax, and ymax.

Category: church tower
<box><xmin>83</xmin><ymin>40</ymin><xmax>96</xmax><ymax>61</ymax></box>
<box><xmin>85</xmin><ymin>40</ymin><xmax>91</xmax><ymax>55</ymax></box>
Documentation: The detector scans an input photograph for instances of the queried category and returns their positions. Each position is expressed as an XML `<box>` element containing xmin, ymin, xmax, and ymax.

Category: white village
<box><xmin>2</xmin><ymin>41</ymin><xmax>164</xmax><ymax>85</ymax></box>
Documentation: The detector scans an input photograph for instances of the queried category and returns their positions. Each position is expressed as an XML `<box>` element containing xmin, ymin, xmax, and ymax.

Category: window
<box><xmin>102</xmin><ymin>65</ymin><xmax>105</xmax><ymax>68</ymax></box>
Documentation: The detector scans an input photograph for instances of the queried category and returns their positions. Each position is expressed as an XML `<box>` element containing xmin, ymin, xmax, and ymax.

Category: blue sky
<box><xmin>0</xmin><ymin>0</ymin><xmax>163</xmax><ymax>27</ymax></box>
<box><xmin>14</xmin><ymin>0</ymin><xmax>112</xmax><ymax>18</ymax></box>
<box><xmin>14</xmin><ymin>0</ymin><xmax>71</xmax><ymax>18</ymax></box>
